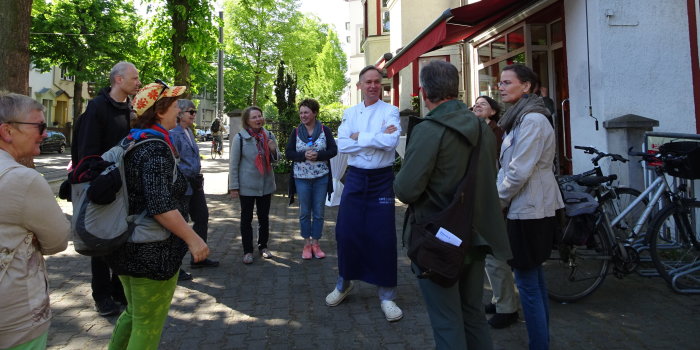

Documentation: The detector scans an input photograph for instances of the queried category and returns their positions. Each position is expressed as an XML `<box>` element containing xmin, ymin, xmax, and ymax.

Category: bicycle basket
<box><xmin>658</xmin><ymin>141</ymin><xmax>700</xmax><ymax>180</ymax></box>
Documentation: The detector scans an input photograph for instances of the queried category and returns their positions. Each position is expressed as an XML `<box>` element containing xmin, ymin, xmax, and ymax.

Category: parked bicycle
<box><xmin>544</xmin><ymin>147</ymin><xmax>650</xmax><ymax>302</ymax></box>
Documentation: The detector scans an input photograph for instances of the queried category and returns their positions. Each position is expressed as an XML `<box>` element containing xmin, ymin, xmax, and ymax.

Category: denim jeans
<box><xmin>513</xmin><ymin>266</ymin><xmax>549</xmax><ymax>350</ymax></box>
<box><xmin>295</xmin><ymin>176</ymin><xmax>328</xmax><ymax>240</ymax></box>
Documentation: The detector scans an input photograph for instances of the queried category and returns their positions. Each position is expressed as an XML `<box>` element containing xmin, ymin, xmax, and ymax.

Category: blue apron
<box><xmin>336</xmin><ymin>166</ymin><xmax>397</xmax><ymax>287</ymax></box>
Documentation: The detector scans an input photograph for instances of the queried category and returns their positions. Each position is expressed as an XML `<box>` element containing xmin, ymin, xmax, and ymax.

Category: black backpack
<box><xmin>211</xmin><ymin>119</ymin><xmax>220</xmax><ymax>133</ymax></box>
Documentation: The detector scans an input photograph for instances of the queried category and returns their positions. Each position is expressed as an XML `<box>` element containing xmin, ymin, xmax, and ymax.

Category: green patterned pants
<box><xmin>108</xmin><ymin>274</ymin><xmax>178</xmax><ymax>350</ymax></box>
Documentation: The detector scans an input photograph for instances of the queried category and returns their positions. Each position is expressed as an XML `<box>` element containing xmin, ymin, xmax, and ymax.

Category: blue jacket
<box><xmin>170</xmin><ymin>125</ymin><xmax>201</xmax><ymax>195</ymax></box>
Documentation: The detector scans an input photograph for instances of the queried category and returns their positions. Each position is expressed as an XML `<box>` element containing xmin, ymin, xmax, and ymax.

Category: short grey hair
<box><xmin>176</xmin><ymin>99</ymin><xmax>196</xmax><ymax>121</ymax></box>
<box><xmin>419</xmin><ymin>61</ymin><xmax>459</xmax><ymax>103</ymax></box>
<box><xmin>109</xmin><ymin>61</ymin><xmax>136</xmax><ymax>85</ymax></box>
<box><xmin>0</xmin><ymin>91</ymin><xmax>44</xmax><ymax>124</ymax></box>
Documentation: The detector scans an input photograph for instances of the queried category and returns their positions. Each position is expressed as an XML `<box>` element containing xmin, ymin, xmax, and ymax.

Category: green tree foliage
<box><xmin>224</xmin><ymin>0</ymin><xmax>298</xmax><ymax>107</ymax></box>
<box><xmin>303</xmin><ymin>29</ymin><xmax>348</xmax><ymax>106</ymax></box>
<box><xmin>138</xmin><ymin>0</ymin><xmax>219</xmax><ymax>97</ymax></box>
<box><xmin>30</xmin><ymin>0</ymin><xmax>140</xmax><ymax>118</ymax></box>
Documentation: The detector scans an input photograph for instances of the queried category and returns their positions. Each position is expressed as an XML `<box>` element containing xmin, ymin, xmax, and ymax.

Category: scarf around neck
<box><xmin>297</xmin><ymin>121</ymin><xmax>323</xmax><ymax>145</ymax></box>
<box><xmin>247</xmin><ymin>128</ymin><xmax>272</xmax><ymax>175</ymax></box>
<box><xmin>127</xmin><ymin>123</ymin><xmax>176</xmax><ymax>153</ymax></box>
<box><xmin>497</xmin><ymin>94</ymin><xmax>551</xmax><ymax>133</ymax></box>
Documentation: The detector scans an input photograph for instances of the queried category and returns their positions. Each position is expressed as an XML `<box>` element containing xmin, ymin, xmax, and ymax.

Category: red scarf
<box><xmin>247</xmin><ymin>128</ymin><xmax>271</xmax><ymax>175</ymax></box>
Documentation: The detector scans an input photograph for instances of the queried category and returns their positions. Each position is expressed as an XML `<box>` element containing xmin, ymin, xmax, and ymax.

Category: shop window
<box><xmin>478</xmin><ymin>44</ymin><xmax>491</xmax><ymax>64</ymax></box>
<box><xmin>507</xmin><ymin>27</ymin><xmax>524</xmax><ymax>52</ymax></box>
<box><xmin>551</xmin><ymin>20</ymin><xmax>564</xmax><ymax>43</ymax></box>
<box><xmin>530</xmin><ymin>24</ymin><xmax>548</xmax><ymax>45</ymax></box>
<box><xmin>492</xmin><ymin>36</ymin><xmax>506</xmax><ymax>58</ymax></box>
<box><xmin>382</xmin><ymin>10</ymin><xmax>390</xmax><ymax>33</ymax></box>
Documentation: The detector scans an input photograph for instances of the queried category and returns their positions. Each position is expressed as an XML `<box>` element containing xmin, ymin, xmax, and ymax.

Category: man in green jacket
<box><xmin>394</xmin><ymin>60</ymin><xmax>512</xmax><ymax>350</ymax></box>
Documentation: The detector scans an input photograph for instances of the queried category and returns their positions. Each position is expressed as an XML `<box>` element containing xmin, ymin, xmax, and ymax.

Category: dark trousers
<box><xmin>239</xmin><ymin>194</ymin><xmax>271</xmax><ymax>254</ymax></box>
<box><xmin>91</xmin><ymin>256</ymin><xmax>125</xmax><ymax>303</ymax></box>
<box><xmin>188</xmin><ymin>186</ymin><xmax>209</xmax><ymax>262</ymax></box>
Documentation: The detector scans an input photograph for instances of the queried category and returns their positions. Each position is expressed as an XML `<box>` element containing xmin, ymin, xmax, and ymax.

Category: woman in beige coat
<box><xmin>0</xmin><ymin>92</ymin><xmax>70</xmax><ymax>349</ymax></box>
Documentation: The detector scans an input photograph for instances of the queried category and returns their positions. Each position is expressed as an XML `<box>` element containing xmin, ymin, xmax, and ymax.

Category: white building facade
<box><xmin>368</xmin><ymin>0</ymin><xmax>699</xmax><ymax>188</ymax></box>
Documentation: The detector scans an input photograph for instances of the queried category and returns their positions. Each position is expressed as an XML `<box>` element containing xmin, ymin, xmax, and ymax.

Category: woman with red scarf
<box><xmin>228</xmin><ymin>106</ymin><xmax>279</xmax><ymax>264</ymax></box>
<box><xmin>107</xmin><ymin>82</ymin><xmax>209</xmax><ymax>349</ymax></box>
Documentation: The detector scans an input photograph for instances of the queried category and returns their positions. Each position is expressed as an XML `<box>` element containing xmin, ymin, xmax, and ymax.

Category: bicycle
<box><xmin>211</xmin><ymin>137</ymin><xmax>222</xmax><ymax>159</ymax></box>
<box><xmin>544</xmin><ymin>142</ymin><xmax>700</xmax><ymax>301</ymax></box>
<box><xmin>558</xmin><ymin>146</ymin><xmax>647</xmax><ymax>241</ymax></box>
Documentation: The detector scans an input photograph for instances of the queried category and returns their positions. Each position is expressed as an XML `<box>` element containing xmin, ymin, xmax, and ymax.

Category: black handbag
<box><xmin>407</xmin><ymin>126</ymin><xmax>481</xmax><ymax>288</ymax></box>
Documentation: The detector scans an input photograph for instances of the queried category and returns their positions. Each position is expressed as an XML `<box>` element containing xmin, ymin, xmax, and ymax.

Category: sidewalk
<box><xmin>45</xmin><ymin>153</ymin><xmax>700</xmax><ymax>349</ymax></box>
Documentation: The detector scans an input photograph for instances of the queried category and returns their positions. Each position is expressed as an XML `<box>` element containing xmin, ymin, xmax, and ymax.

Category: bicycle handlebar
<box><xmin>574</xmin><ymin>145</ymin><xmax>628</xmax><ymax>163</ymax></box>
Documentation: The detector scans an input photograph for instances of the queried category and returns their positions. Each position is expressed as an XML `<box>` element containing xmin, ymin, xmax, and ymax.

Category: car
<box><xmin>195</xmin><ymin>129</ymin><xmax>206</xmax><ymax>142</ymax></box>
<box><xmin>40</xmin><ymin>131</ymin><xmax>67</xmax><ymax>153</ymax></box>
<box><xmin>205</xmin><ymin>130</ymin><xmax>212</xmax><ymax>141</ymax></box>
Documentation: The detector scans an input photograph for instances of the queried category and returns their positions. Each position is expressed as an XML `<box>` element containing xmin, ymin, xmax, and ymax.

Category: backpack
<box><xmin>210</xmin><ymin>119</ymin><xmax>220</xmax><ymax>133</ymax></box>
<box><xmin>70</xmin><ymin>137</ymin><xmax>176</xmax><ymax>256</ymax></box>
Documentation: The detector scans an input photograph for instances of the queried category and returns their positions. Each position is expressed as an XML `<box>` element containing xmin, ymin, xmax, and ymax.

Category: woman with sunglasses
<box><xmin>228</xmin><ymin>106</ymin><xmax>279</xmax><ymax>264</ymax></box>
<box><xmin>106</xmin><ymin>82</ymin><xmax>209</xmax><ymax>349</ymax></box>
<box><xmin>496</xmin><ymin>64</ymin><xmax>563</xmax><ymax>350</ymax></box>
<box><xmin>285</xmin><ymin>98</ymin><xmax>337</xmax><ymax>259</ymax></box>
<box><xmin>0</xmin><ymin>92</ymin><xmax>70</xmax><ymax>350</ymax></box>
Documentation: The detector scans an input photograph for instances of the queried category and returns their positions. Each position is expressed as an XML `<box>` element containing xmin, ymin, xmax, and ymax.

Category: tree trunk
<box><xmin>73</xmin><ymin>80</ymin><xmax>84</xmax><ymax>121</ymax></box>
<box><xmin>169</xmin><ymin>0</ymin><xmax>191</xmax><ymax>97</ymax></box>
<box><xmin>0</xmin><ymin>0</ymin><xmax>33</xmax><ymax>95</ymax></box>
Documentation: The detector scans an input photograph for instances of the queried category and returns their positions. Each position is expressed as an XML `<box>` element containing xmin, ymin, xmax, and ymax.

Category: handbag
<box><xmin>407</xmin><ymin>126</ymin><xmax>481</xmax><ymax>288</ymax></box>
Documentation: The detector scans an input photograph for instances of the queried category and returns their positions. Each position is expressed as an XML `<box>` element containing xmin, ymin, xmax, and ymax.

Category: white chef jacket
<box><xmin>337</xmin><ymin>100</ymin><xmax>401</xmax><ymax>169</ymax></box>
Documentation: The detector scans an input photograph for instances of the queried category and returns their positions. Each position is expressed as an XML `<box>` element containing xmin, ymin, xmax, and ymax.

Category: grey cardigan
<box><xmin>228</xmin><ymin>128</ymin><xmax>279</xmax><ymax>196</ymax></box>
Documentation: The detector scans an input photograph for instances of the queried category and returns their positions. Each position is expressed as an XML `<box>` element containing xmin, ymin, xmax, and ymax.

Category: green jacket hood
<box><xmin>424</xmin><ymin>100</ymin><xmax>480</xmax><ymax>145</ymax></box>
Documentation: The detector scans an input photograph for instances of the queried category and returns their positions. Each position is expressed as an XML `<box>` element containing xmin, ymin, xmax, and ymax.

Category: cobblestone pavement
<box><xmin>44</xmin><ymin>150</ymin><xmax>700</xmax><ymax>349</ymax></box>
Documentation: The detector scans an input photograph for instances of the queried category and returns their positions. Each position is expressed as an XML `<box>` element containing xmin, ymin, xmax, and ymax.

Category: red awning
<box><xmin>385</xmin><ymin>0</ymin><xmax>530</xmax><ymax>77</ymax></box>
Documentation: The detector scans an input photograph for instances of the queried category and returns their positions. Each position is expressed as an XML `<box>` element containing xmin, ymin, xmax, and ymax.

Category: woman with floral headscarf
<box><xmin>228</xmin><ymin>106</ymin><xmax>279</xmax><ymax>264</ymax></box>
<box><xmin>107</xmin><ymin>82</ymin><xmax>209</xmax><ymax>350</ymax></box>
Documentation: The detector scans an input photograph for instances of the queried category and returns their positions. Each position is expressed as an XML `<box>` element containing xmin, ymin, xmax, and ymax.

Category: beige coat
<box><xmin>497</xmin><ymin>113</ymin><xmax>564</xmax><ymax>219</ymax></box>
<box><xmin>0</xmin><ymin>150</ymin><xmax>69</xmax><ymax>348</ymax></box>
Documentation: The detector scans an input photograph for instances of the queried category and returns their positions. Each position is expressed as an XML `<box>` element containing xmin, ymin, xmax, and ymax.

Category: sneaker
<box><xmin>95</xmin><ymin>298</ymin><xmax>120</xmax><ymax>317</ymax></box>
<box><xmin>380</xmin><ymin>300</ymin><xmax>404</xmax><ymax>322</ymax></box>
<box><xmin>302</xmin><ymin>244</ymin><xmax>312</xmax><ymax>260</ymax></box>
<box><xmin>243</xmin><ymin>253</ymin><xmax>254</xmax><ymax>264</ymax></box>
<box><xmin>484</xmin><ymin>303</ymin><xmax>497</xmax><ymax>314</ymax></box>
<box><xmin>311</xmin><ymin>243</ymin><xmax>326</xmax><ymax>259</ymax></box>
<box><xmin>325</xmin><ymin>282</ymin><xmax>354</xmax><ymax>306</ymax></box>
<box><xmin>260</xmin><ymin>248</ymin><xmax>273</xmax><ymax>259</ymax></box>
<box><xmin>190</xmin><ymin>258</ymin><xmax>220</xmax><ymax>268</ymax></box>
<box><xmin>488</xmin><ymin>312</ymin><xmax>519</xmax><ymax>329</ymax></box>
<box><xmin>178</xmin><ymin>269</ymin><xmax>193</xmax><ymax>281</ymax></box>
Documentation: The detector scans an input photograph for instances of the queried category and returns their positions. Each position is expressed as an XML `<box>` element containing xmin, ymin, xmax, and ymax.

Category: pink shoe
<box><xmin>312</xmin><ymin>243</ymin><xmax>326</xmax><ymax>259</ymax></box>
<box><xmin>302</xmin><ymin>244</ymin><xmax>312</xmax><ymax>260</ymax></box>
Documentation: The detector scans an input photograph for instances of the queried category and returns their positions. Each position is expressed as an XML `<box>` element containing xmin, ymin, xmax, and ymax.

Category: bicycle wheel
<box><xmin>600</xmin><ymin>187</ymin><xmax>651</xmax><ymax>273</ymax></box>
<box><xmin>648</xmin><ymin>200</ymin><xmax>700</xmax><ymax>291</ymax></box>
<box><xmin>211</xmin><ymin>142</ymin><xmax>218</xmax><ymax>159</ymax></box>
<box><xmin>543</xmin><ymin>225</ymin><xmax>611</xmax><ymax>302</ymax></box>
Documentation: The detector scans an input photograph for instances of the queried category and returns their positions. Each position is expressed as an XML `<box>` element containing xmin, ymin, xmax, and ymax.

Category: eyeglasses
<box><xmin>5</xmin><ymin>121</ymin><xmax>47</xmax><ymax>135</ymax></box>
<box><xmin>155</xmin><ymin>79</ymin><xmax>170</xmax><ymax>98</ymax></box>
<box><xmin>497</xmin><ymin>81</ymin><xmax>513</xmax><ymax>88</ymax></box>
<box><xmin>186</xmin><ymin>110</ymin><xmax>197</xmax><ymax>115</ymax></box>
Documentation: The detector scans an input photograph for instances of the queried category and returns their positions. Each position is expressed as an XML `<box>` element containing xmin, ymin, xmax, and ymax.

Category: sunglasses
<box><xmin>6</xmin><ymin>121</ymin><xmax>47</xmax><ymax>135</ymax></box>
<box><xmin>186</xmin><ymin>110</ymin><xmax>197</xmax><ymax>115</ymax></box>
<box><xmin>155</xmin><ymin>79</ymin><xmax>170</xmax><ymax>98</ymax></box>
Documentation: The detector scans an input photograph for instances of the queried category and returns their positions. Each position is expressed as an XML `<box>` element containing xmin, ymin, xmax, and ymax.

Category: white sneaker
<box><xmin>325</xmin><ymin>282</ymin><xmax>354</xmax><ymax>306</ymax></box>
<box><xmin>381</xmin><ymin>300</ymin><xmax>404</xmax><ymax>322</ymax></box>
